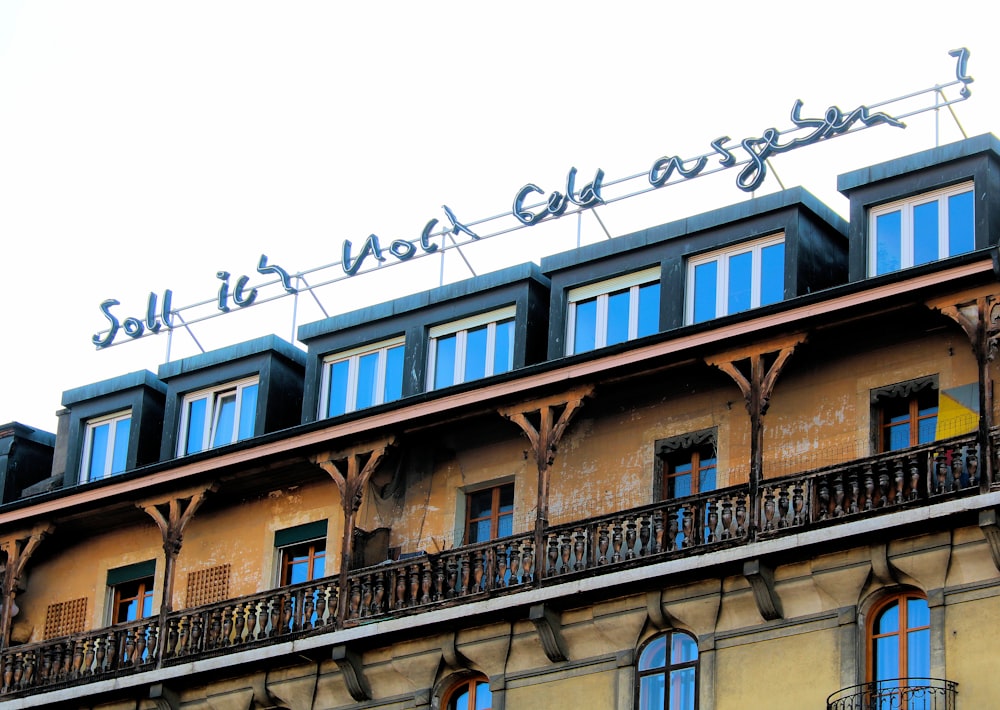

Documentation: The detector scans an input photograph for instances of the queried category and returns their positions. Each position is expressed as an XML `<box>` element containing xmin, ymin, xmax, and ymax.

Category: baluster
<box><xmin>471</xmin><ymin>551</ymin><xmax>484</xmax><ymax>594</ymax></box>
<box><xmin>878</xmin><ymin>463</ymin><xmax>890</xmax><ymax>506</ymax></box>
<box><xmin>315</xmin><ymin>588</ymin><xmax>329</xmax><ymax>626</ymax></box>
<box><xmin>559</xmin><ymin>532</ymin><xmax>572</xmax><ymax>573</ymax></box>
<box><xmin>123</xmin><ymin>631</ymin><xmax>136</xmax><ymax>667</ymax></box>
<box><xmin>2</xmin><ymin>652</ymin><xmax>13</xmax><ymax>692</ymax></box>
<box><xmin>908</xmin><ymin>455</ymin><xmax>921</xmax><ymax>499</ymax></box>
<box><xmin>848</xmin><ymin>473</ymin><xmax>859</xmax><ymax>515</ymax></box>
<box><xmin>893</xmin><ymin>458</ymin><xmax>905</xmax><ymax>505</ymax></box>
<box><xmin>434</xmin><ymin>561</ymin><xmax>446</xmax><ymax>600</ymax></box>
<box><xmin>966</xmin><ymin>451</ymin><xmax>980</xmax><ymax>488</ymax></box>
<box><xmin>547</xmin><ymin>534</ymin><xmax>560</xmax><ymax>575</ymax></box>
<box><xmin>720</xmin><ymin>499</ymin><xmax>733</xmax><ymax>539</ymax></box>
<box><xmin>104</xmin><ymin>633</ymin><xmax>117</xmax><ymax>670</ymax></box>
<box><xmin>208</xmin><ymin>607</ymin><xmax>222</xmax><ymax>648</ymax></box>
<box><xmin>639</xmin><ymin>515</ymin><xmax>651</xmax><ymax>556</ymax></box>
<box><xmin>82</xmin><ymin>639</ymin><xmax>95</xmax><ymax>676</ymax></box>
<box><xmin>347</xmin><ymin>578</ymin><xmax>361</xmax><ymax>618</ymax></box>
<box><xmin>666</xmin><ymin>508</ymin><xmax>679</xmax><ymax>551</ymax></box>
<box><xmin>215</xmin><ymin>605</ymin><xmax>231</xmax><ymax>644</ymax></box>
<box><xmin>508</xmin><ymin>542</ymin><xmax>522</xmax><ymax>586</ymax></box>
<box><xmin>735</xmin><ymin>498</ymin><xmax>747</xmax><ymax>538</ymax></box>
<box><xmin>792</xmin><ymin>485</ymin><xmax>805</xmax><ymax>526</ymax></box>
<box><xmin>653</xmin><ymin>514</ymin><xmax>664</xmax><ymax>554</ymax></box>
<box><xmin>495</xmin><ymin>543</ymin><xmax>508</xmax><ymax>587</ymax></box>
<box><xmin>146</xmin><ymin>623</ymin><xmax>159</xmax><ymax>666</ymax></box>
<box><xmin>92</xmin><ymin>637</ymin><xmax>105</xmax><ymax>675</ymax></box>
<box><xmin>864</xmin><ymin>468</ymin><xmax>875</xmax><ymax>511</ymax></box>
<box><xmin>574</xmin><ymin>529</ymin><xmax>587</xmax><ymax>570</ymax></box>
<box><xmin>60</xmin><ymin>641</ymin><xmax>73</xmax><ymax>679</ymax></box>
<box><xmin>597</xmin><ymin>524</ymin><xmax>610</xmax><ymax>564</ymax></box>
<box><xmin>624</xmin><ymin>522</ymin><xmax>637</xmax><ymax>560</ymax></box>
<box><xmin>12</xmin><ymin>653</ymin><xmax>24</xmax><ymax>689</ymax></box>
<box><xmin>483</xmin><ymin>548</ymin><xmax>496</xmax><ymax>591</ymax></box>
<box><xmin>445</xmin><ymin>557</ymin><xmax>458</xmax><ymax>599</ymax></box>
<box><xmin>609</xmin><ymin>522</ymin><xmax>623</xmax><ymax>563</ymax></box>
<box><xmin>233</xmin><ymin>603</ymin><xmax>247</xmax><ymax>643</ymax></box>
<box><xmin>360</xmin><ymin>576</ymin><xmax>373</xmax><ymax>617</ymax></box>
<box><xmin>414</xmin><ymin>562</ymin><xmax>428</xmax><ymax>601</ymax></box>
<box><xmin>833</xmin><ymin>478</ymin><xmax>845</xmax><ymax>517</ymax></box>
<box><xmin>163</xmin><ymin>616</ymin><xmax>178</xmax><ymax>658</ymax></box>
<box><xmin>763</xmin><ymin>490</ymin><xmax>776</xmax><ymax>531</ymax></box>
<box><xmin>681</xmin><ymin>508</ymin><xmax>693</xmax><ymax>548</ymax></box>
<box><xmin>777</xmin><ymin>486</ymin><xmax>790</xmax><ymax>527</ymax></box>
<box><xmin>705</xmin><ymin>500</ymin><xmax>718</xmax><ymax>543</ymax></box>
<box><xmin>133</xmin><ymin>626</ymin><xmax>147</xmax><ymax>666</ymax></box>
<box><xmin>817</xmin><ymin>478</ymin><xmax>830</xmax><ymax>521</ymax></box>
<box><xmin>39</xmin><ymin>647</ymin><xmax>52</xmax><ymax>683</ymax></box>
<box><xmin>243</xmin><ymin>603</ymin><xmax>259</xmax><ymax>641</ymax></box>
<box><xmin>395</xmin><ymin>566</ymin><xmax>408</xmax><ymax>607</ymax></box>
<box><xmin>21</xmin><ymin>651</ymin><xmax>34</xmax><ymax>689</ymax></box>
<box><xmin>521</xmin><ymin>539</ymin><xmax>534</xmax><ymax>583</ymax></box>
<box><xmin>422</xmin><ymin>562</ymin><xmax>434</xmax><ymax>602</ymax></box>
<box><xmin>280</xmin><ymin>591</ymin><xmax>293</xmax><ymax>632</ymax></box>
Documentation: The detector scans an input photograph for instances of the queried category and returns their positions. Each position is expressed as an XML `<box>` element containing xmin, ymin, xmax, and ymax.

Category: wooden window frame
<box><xmin>636</xmin><ymin>629</ymin><xmax>700</xmax><ymax>710</ymax></box>
<box><xmin>111</xmin><ymin>576</ymin><xmax>154</xmax><ymax>625</ymax></box>
<box><xmin>866</xmin><ymin>592</ymin><xmax>930</xmax><ymax>685</ymax></box>
<box><xmin>655</xmin><ymin>429</ymin><xmax>717</xmax><ymax>501</ymax></box>
<box><xmin>279</xmin><ymin>539</ymin><xmax>327</xmax><ymax>586</ymax></box>
<box><xmin>464</xmin><ymin>483</ymin><xmax>514</xmax><ymax>545</ymax></box>
<box><xmin>442</xmin><ymin>675</ymin><xmax>492</xmax><ymax>710</ymax></box>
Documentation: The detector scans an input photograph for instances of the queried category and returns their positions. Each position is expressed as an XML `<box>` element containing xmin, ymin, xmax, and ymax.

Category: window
<box><xmin>872</xmin><ymin>378</ymin><xmax>938</xmax><ymax>453</ymax></box>
<box><xmin>868</xmin><ymin>593</ymin><xmax>930</xmax><ymax>693</ymax></box>
<box><xmin>320</xmin><ymin>337</ymin><xmax>404</xmax><ymax>418</ymax></box>
<box><xmin>566</xmin><ymin>267</ymin><xmax>660</xmax><ymax>355</ymax></box>
<box><xmin>656</xmin><ymin>430</ymin><xmax>717</xmax><ymax>499</ymax></box>
<box><xmin>275</xmin><ymin>520</ymin><xmax>328</xmax><ymax>585</ymax></box>
<box><xmin>80</xmin><ymin>410</ymin><xmax>131</xmax><ymax>482</ymax></box>
<box><xmin>465</xmin><ymin>483</ymin><xmax>514</xmax><ymax>544</ymax></box>
<box><xmin>178</xmin><ymin>377</ymin><xmax>259</xmax><ymax>455</ymax></box>
<box><xmin>428</xmin><ymin>307</ymin><xmax>515</xmax><ymax>390</ymax></box>
<box><xmin>107</xmin><ymin>561</ymin><xmax>156</xmax><ymax>625</ymax></box>
<box><xmin>687</xmin><ymin>235</ymin><xmax>785</xmax><ymax>324</ymax></box>
<box><xmin>870</xmin><ymin>182</ymin><xmax>975</xmax><ymax>276</ymax></box>
<box><xmin>637</xmin><ymin>630</ymin><xmax>699</xmax><ymax>710</ymax></box>
<box><xmin>442</xmin><ymin>675</ymin><xmax>492</xmax><ymax>710</ymax></box>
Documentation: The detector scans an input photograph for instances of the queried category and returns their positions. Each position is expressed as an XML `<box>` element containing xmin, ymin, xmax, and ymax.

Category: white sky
<box><xmin>0</xmin><ymin>2</ymin><xmax>997</xmax><ymax>434</ymax></box>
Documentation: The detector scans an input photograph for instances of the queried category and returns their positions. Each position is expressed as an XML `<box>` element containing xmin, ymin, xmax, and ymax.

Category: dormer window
<box><xmin>428</xmin><ymin>306</ymin><xmax>515</xmax><ymax>390</ymax></box>
<box><xmin>80</xmin><ymin>410</ymin><xmax>131</xmax><ymax>483</ymax></box>
<box><xmin>566</xmin><ymin>267</ymin><xmax>660</xmax><ymax>355</ymax></box>
<box><xmin>178</xmin><ymin>377</ymin><xmax>259</xmax><ymax>455</ymax></box>
<box><xmin>686</xmin><ymin>235</ymin><xmax>785</xmax><ymax>324</ymax></box>
<box><xmin>320</xmin><ymin>337</ymin><xmax>404</xmax><ymax>418</ymax></box>
<box><xmin>870</xmin><ymin>182</ymin><xmax>974</xmax><ymax>276</ymax></box>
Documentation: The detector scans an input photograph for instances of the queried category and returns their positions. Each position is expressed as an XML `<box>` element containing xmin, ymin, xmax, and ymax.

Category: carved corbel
<box><xmin>149</xmin><ymin>683</ymin><xmax>180</xmax><ymax>710</ymax></box>
<box><xmin>332</xmin><ymin>644</ymin><xmax>371</xmax><ymax>702</ymax></box>
<box><xmin>645</xmin><ymin>590</ymin><xmax>670</xmax><ymax>631</ymax></box>
<box><xmin>441</xmin><ymin>631</ymin><xmax>470</xmax><ymax>670</ymax></box>
<box><xmin>978</xmin><ymin>509</ymin><xmax>1000</xmax><ymax>573</ymax></box>
<box><xmin>743</xmin><ymin>559</ymin><xmax>783</xmax><ymax>621</ymax></box>
<box><xmin>869</xmin><ymin>542</ymin><xmax>900</xmax><ymax>587</ymax></box>
<box><xmin>529</xmin><ymin>603</ymin><xmax>568</xmax><ymax>663</ymax></box>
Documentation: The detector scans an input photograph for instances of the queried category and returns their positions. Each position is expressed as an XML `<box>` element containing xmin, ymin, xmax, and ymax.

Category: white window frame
<box><xmin>427</xmin><ymin>305</ymin><xmax>516</xmax><ymax>390</ymax></box>
<box><xmin>177</xmin><ymin>376</ymin><xmax>259</xmax><ymax>456</ymax></box>
<box><xmin>319</xmin><ymin>336</ymin><xmax>405</xmax><ymax>418</ymax></box>
<box><xmin>868</xmin><ymin>181</ymin><xmax>975</xmax><ymax>276</ymax></box>
<box><xmin>565</xmin><ymin>266</ymin><xmax>660</xmax><ymax>355</ymax></box>
<box><xmin>685</xmin><ymin>234</ymin><xmax>785</xmax><ymax>324</ymax></box>
<box><xmin>79</xmin><ymin>409</ymin><xmax>131</xmax><ymax>483</ymax></box>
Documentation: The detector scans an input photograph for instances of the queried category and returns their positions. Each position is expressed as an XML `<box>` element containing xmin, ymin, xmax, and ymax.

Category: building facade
<box><xmin>1</xmin><ymin>135</ymin><xmax>999</xmax><ymax>709</ymax></box>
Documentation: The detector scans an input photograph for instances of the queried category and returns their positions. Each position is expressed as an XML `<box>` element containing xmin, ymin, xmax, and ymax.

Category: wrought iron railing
<box><xmin>0</xmin><ymin>432</ymin><xmax>987</xmax><ymax>698</ymax></box>
<box><xmin>827</xmin><ymin>677</ymin><xmax>958</xmax><ymax>709</ymax></box>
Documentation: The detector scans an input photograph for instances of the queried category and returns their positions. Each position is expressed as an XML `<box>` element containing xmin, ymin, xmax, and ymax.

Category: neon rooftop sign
<box><xmin>92</xmin><ymin>49</ymin><xmax>974</xmax><ymax>351</ymax></box>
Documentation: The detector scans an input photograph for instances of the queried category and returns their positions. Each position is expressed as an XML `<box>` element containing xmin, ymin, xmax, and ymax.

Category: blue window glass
<box><xmin>464</xmin><ymin>325</ymin><xmax>488</xmax><ymax>382</ymax></box>
<box><xmin>760</xmin><ymin>242</ymin><xmax>784</xmax><ymax>306</ymax></box>
<box><xmin>574</xmin><ymin>298</ymin><xmax>598</xmax><ymax>354</ymax></box>
<box><xmin>727</xmin><ymin>251</ymin><xmax>753</xmax><ymax>314</ymax></box>
<box><xmin>493</xmin><ymin>320</ymin><xmax>514</xmax><ymax>375</ymax></box>
<box><xmin>638</xmin><ymin>631</ymin><xmax>698</xmax><ymax>710</ymax></box>
<box><xmin>356</xmin><ymin>352</ymin><xmax>380</xmax><ymax>410</ymax></box>
<box><xmin>637</xmin><ymin>282</ymin><xmax>660</xmax><ymax>337</ymax></box>
<box><xmin>606</xmin><ymin>289</ymin><xmax>630</xmax><ymax>346</ymax></box>
<box><xmin>948</xmin><ymin>190</ymin><xmax>974</xmax><ymax>256</ymax></box>
<box><xmin>435</xmin><ymin>334</ymin><xmax>457</xmax><ymax>389</ymax></box>
<box><xmin>186</xmin><ymin>399</ymin><xmax>206</xmax><ymax>454</ymax></box>
<box><xmin>111</xmin><ymin>418</ymin><xmax>130</xmax><ymax>474</ymax></box>
<box><xmin>912</xmin><ymin>201</ymin><xmax>939</xmax><ymax>265</ymax></box>
<box><xmin>875</xmin><ymin>211</ymin><xmax>902</xmax><ymax>275</ymax></box>
<box><xmin>238</xmin><ymin>384</ymin><xmax>257</xmax><ymax>440</ymax></box>
<box><xmin>693</xmin><ymin>261</ymin><xmax>717</xmax><ymax>323</ymax></box>
<box><xmin>326</xmin><ymin>360</ymin><xmax>350</xmax><ymax>417</ymax></box>
<box><xmin>211</xmin><ymin>393</ymin><xmax>237</xmax><ymax>448</ymax></box>
<box><xmin>384</xmin><ymin>345</ymin><xmax>404</xmax><ymax>403</ymax></box>
<box><xmin>871</xmin><ymin>595</ymin><xmax>929</xmax><ymax>686</ymax></box>
<box><xmin>88</xmin><ymin>423</ymin><xmax>109</xmax><ymax>480</ymax></box>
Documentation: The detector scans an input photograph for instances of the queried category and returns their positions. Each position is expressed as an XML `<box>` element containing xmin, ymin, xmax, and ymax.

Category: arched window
<box><xmin>442</xmin><ymin>674</ymin><xmax>492</xmax><ymax>710</ymax></box>
<box><xmin>869</xmin><ymin>592</ymin><xmax>930</xmax><ymax>687</ymax></box>
<box><xmin>637</xmin><ymin>630</ymin><xmax>699</xmax><ymax>710</ymax></box>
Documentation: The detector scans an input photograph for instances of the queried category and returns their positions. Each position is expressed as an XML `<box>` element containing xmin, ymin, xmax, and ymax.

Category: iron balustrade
<box><xmin>826</xmin><ymin>677</ymin><xmax>958</xmax><ymax>709</ymax></box>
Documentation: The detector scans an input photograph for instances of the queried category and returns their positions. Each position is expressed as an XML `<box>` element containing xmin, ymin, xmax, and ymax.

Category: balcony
<box><xmin>827</xmin><ymin>678</ymin><xmax>958</xmax><ymax>709</ymax></box>
<box><xmin>0</xmin><ymin>431</ymin><xmax>986</xmax><ymax>699</ymax></box>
